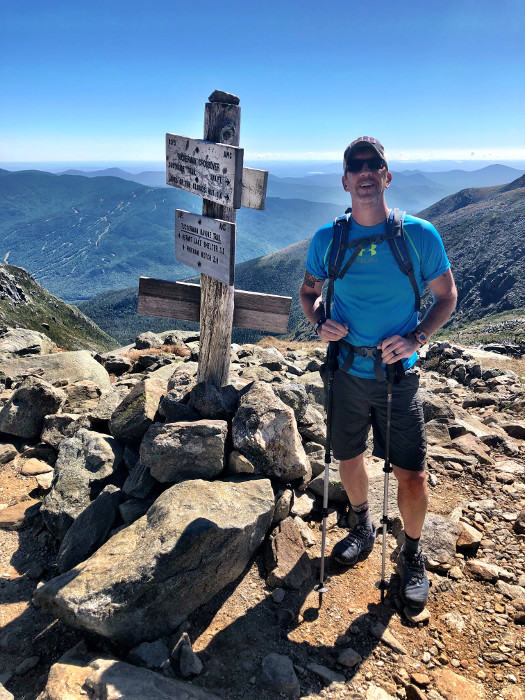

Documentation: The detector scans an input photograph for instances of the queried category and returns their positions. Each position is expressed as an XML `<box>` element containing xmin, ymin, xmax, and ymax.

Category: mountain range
<box><xmin>59</xmin><ymin>164</ymin><xmax>524</xmax><ymax>215</ymax></box>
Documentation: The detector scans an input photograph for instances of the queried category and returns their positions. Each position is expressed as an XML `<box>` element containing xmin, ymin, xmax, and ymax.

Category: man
<box><xmin>299</xmin><ymin>136</ymin><xmax>457</xmax><ymax>608</ymax></box>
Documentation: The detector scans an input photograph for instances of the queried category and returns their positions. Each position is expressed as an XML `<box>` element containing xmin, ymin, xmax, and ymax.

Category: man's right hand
<box><xmin>317</xmin><ymin>319</ymin><xmax>349</xmax><ymax>342</ymax></box>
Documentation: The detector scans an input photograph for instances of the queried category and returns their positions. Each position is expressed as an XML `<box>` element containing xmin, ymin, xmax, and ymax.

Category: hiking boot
<box><xmin>332</xmin><ymin>523</ymin><xmax>376</xmax><ymax>566</ymax></box>
<box><xmin>398</xmin><ymin>546</ymin><xmax>429</xmax><ymax>609</ymax></box>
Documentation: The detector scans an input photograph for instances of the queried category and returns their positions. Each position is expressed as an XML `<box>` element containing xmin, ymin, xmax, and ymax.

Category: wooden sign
<box><xmin>138</xmin><ymin>277</ymin><xmax>291</xmax><ymax>333</ymax></box>
<box><xmin>166</xmin><ymin>134</ymin><xmax>244</xmax><ymax>208</ymax></box>
<box><xmin>241</xmin><ymin>167</ymin><xmax>268</xmax><ymax>210</ymax></box>
<box><xmin>175</xmin><ymin>210</ymin><xmax>235</xmax><ymax>286</ymax></box>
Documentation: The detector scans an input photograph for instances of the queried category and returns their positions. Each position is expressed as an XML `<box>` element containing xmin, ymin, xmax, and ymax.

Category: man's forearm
<box><xmin>300</xmin><ymin>289</ymin><xmax>325</xmax><ymax>325</ymax></box>
<box><xmin>418</xmin><ymin>293</ymin><xmax>457</xmax><ymax>338</ymax></box>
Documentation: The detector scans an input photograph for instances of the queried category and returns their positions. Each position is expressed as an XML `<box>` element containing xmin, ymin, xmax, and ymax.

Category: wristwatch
<box><xmin>412</xmin><ymin>329</ymin><xmax>429</xmax><ymax>346</ymax></box>
<box><xmin>313</xmin><ymin>318</ymin><xmax>326</xmax><ymax>334</ymax></box>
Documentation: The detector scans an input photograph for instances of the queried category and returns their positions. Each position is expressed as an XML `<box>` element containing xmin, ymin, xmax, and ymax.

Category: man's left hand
<box><xmin>378</xmin><ymin>334</ymin><xmax>419</xmax><ymax>364</ymax></box>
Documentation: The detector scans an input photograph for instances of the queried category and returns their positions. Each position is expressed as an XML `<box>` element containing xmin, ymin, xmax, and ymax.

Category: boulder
<box><xmin>85</xmin><ymin>657</ymin><xmax>219</xmax><ymax>699</ymax></box>
<box><xmin>260</xmin><ymin>653</ymin><xmax>300</xmax><ymax>699</ymax></box>
<box><xmin>265</xmin><ymin>516</ymin><xmax>312</xmax><ymax>590</ymax></box>
<box><xmin>109</xmin><ymin>378</ymin><xmax>166</xmax><ymax>443</ymax></box>
<box><xmin>62</xmin><ymin>381</ymin><xmax>102</xmax><ymax>414</ymax></box>
<box><xmin>232</xmin><ymin>382</ymin><xmax>310</xmax><ymax>484</ymax></box>
<box><xmin>418</xmin><ymin>513</ymin><xmax>461</xmax><ymax>570</ymax></box>
<box><xmin>140</xmin><ymin>420</ymin><xmax>227</xmax><ymax>483</ymax></box>
<box><xmin>272</xmin><ymin>382</ymin><xmax>309</xmax><ymax>422</ymax></box>
<box><xmin>0</xmin><ymin>350</ymin><xmax>111</xmax><ymax>390</ymax></box>
<box><xmin>41</xmin><ymin>413</ymin><xmax>84</xmax><ymax>449</ymax></box>
<box><xmin>41</xmin><ymin>429</ymin><xmax>124</xmax><ymax>540</ymax></box>
<box><xmin>0</xmin><ymin>377</ymin><xmax>66</xmax><ymax>439</ymax></box>
<box><xmin>34</xmin><ymin>478</ymin><xmax>274</xmax><ymax>645</ymax></box>
<box><xmin>188</xmin><ymin>382</ymin><xmax>239</xmax><ymax>420</ymax></box>
<box><xmin>0</xmin><ymin>327</ymin><xmax>56</xmax><ymax>357</ymax></box>
<box><xmin>56</xmin><ymin>485</ymin><xmax>123</xmax><ymax>572</ymax></box>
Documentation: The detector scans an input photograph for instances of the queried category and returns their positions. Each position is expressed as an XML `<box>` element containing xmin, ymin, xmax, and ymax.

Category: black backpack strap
<box><xmin>387</xmin><ymin>209</ymin><xmax>421</xmax><ymax>313</ymax></box>
<box><xmin>326</xmin><ymin>211</ymin><xmax>351</xmax><ymax>320</ymax></box>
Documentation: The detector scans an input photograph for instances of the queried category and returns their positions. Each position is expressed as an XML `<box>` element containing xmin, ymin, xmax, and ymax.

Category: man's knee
<box><xmin>394</xmin><ymin>466</ymin><xmax>428</xmax><ymax>496</ymax></box>
<box><xmin>339</xmin><ymin>453</ymin><xmax>366</xmax><ymax>475</ymax></box>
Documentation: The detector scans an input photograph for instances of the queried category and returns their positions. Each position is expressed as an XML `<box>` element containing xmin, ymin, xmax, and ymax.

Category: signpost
<box><xmin>137</xmin><ymin>90</ymin><xmax>291</xmax><ymax>387</ymax></box>
<box><xmin>175</xmin><ymin>210</ymin><xmax>235</xmax><ymax>286</ymax></box>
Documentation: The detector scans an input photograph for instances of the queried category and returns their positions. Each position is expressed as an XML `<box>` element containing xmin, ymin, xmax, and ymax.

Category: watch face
<box><xmin>417</xmin><ymin>331</ymin><xmax>427</xmax><ymax>343</ymax></box>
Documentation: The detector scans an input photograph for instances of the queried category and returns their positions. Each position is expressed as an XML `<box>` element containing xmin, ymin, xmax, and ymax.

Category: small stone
<box><xmin>337</xmin><ymin>647</ymin><xmax>362</xmax><ymax>668</ymax></box>
<box><xmin>422</xmin><ymin>651</ymin><xmax>432</xmax><ymax>663</ymax></box>
<box><xmin>410</xmin><ymin>672</ymin><xmax>431</xmax><ymax>687</ymax></box>
<box><xmin>272</xmin><ymin>588</ymin><xmax>286</xmax><ymax>604</ymax></box>
<box><xmin>405</xmin><ymin>607</ymin><xmax>431</xmax><ymax>624</ymax></box>
<box><xmin>15</xmin><ymin>656</ymin><xmax>40</xmax><ymax>675</ymax></box>
<box><xmin>306</xmin><ymin>662</ymin><xmax>345</xmax><ymax>684</ymax></box>
<box><xmin>179</xmin><ymin>643</ymin><xmax>203</xmax><ymax>677</ymax></box>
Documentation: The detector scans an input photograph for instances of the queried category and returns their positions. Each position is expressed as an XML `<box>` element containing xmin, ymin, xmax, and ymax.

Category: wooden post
<box><xmin>197</xmin><ymin>92</ymin><xmax>241</xmax><ymax>387</ymax></box>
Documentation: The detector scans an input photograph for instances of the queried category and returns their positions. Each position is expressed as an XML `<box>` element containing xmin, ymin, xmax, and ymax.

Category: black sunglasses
<box><xmin>345</xmin><ymin>156</ymin><xmax>386</xmax><ymax>173</ymax></box>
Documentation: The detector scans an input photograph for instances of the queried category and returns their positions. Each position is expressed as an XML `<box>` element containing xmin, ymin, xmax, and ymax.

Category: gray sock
<box><xmin>351</xmin><ymin>501</ymin><xmax>372</xmax><ymax>530</ymax></box>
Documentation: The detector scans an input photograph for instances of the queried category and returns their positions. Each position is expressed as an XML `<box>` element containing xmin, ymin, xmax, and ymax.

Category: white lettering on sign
<box><xmin>166</xmin><ymin>134</ymin><xmax>244</xmax><ymax>208</ymax></box>
<box><xmin>175</xmin><ymin>210</ymin><xmax>236</xmax><ymax>286</ymax></box>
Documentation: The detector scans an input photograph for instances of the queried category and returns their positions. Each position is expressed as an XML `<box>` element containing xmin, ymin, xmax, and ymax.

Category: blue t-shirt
<box><xmin>306</xmin><ymin>214</ymin><xmax>450</xmax><ymax>378</ymax></box>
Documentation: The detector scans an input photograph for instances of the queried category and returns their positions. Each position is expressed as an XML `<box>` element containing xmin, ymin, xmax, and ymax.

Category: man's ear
<box><xmin>342</xmin><ymin>174</ymin><xmax>348</xmax><ymax>191</ymax></box>
<box><xmin>385</xmin><ymin>171</ymin><xmax>392</xmax><ymax>188</ymax></box>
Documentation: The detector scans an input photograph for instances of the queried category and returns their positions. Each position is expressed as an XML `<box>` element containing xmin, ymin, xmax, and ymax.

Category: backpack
<box><xmin>324</xmin><ymin>208</ymin><xmax>420</xmax><ymax>382</ymax></box>
<box><xmin>326</xmin><ymin>207</ymin><xmax>420</xmax><ymax>318</ymax></box>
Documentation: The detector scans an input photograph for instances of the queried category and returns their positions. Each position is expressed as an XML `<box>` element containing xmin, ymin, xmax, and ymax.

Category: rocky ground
<box><xmin>0</xmin><ymin>330</ymin><xmax>524</xmax><ymax>700</ymax></box>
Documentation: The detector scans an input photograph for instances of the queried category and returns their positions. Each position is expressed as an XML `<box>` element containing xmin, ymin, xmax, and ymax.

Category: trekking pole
<box><xmin>379</xmin><ymin>364</ymin><xmax>394</xmax><ymax>602</ymax></box>
<box><xmin>315</xmin><ymin>340</ymin><xmax>339</xmax><ymax>607</ymax></box>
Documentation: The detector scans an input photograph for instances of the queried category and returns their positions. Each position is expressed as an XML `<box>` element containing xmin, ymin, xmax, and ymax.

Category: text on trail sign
<box><xmin>166</xmin><ymin>134</ymin><xmax>244</xmax><ymax>208</ymax></box>
<box><xmin>175</xmin><ymin>210</ymin><xmax>235</xmax><ymax>286</ymax></box>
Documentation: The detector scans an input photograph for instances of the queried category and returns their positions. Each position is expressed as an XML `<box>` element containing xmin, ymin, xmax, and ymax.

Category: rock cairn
<box><xmin>0</xmin><ymin>328</ymin><xmax>523</xmax><ymax>699</ymax></box>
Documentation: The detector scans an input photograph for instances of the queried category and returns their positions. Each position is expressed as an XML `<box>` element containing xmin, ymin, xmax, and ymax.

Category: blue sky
<box><xmin>1</xmin><ymin>0</ymin><xmax>524</xmax><ymax>164</ymax></box>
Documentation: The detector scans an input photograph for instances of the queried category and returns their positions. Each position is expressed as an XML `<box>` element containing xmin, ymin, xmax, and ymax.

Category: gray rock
<box><xmin>418</xmin><ymin>513</ymin><xmax>461</xmax><ymax>569</ymax></box>
<box><xmin>56</xmin><ymin>485</ymin><xmax>122</xmax><ymax>572</ymax></box>
<box><xmin>295</xmin><ymin>371</ymin><xmax>325</xmax><ymax>406</ymax></box>
<box><xmin>140</xmin><ymin>420</ymin><xmax>227</xmax><ymax>483</ymax></box>
<box><xmin>85</xmin><ymin>657</ymin><xmax>220</xmax><ymax>699</ymax></box>
<box><xmin>158</xmin><ymin>393</ymin><xmax>200</xmax><ymax>423</ymax></box>
<box><xmin>0</xmin><ymin>377</ymin><xmax>66</xmax><ymax>439</ymax></box>
<box><xmin>261</xmin><ymin>653</ymin><xmax>300</xmax><ymax>699</ymax></box>
<box><xmin>0</xmin><ymin>350</ymin><xmax>111</xmax><ymax>390</ymax></box>
<box><xmin>303</xmin><ymin>441</ymin><xmax>325</xmax><ymax>477</ymax></box>
<box><xmin>232</xmin><ymin>382</ymin><xmax>310</xmax><ymax>484</ymax></box>
<box><xmin>419</xmin><ymin>390</ymin><xmax>455</xmax><ymax>422</ymax></box>
<box><xmin>41</xmin><ymin>413</ymin><xmax>83</xmax><ymax>449</ymax></box>
<box><xmin>122</xmin><ymin>461</ymin><xmax>158</xmax><ymax>499</ymax></box>
<box><xmin>128</xmin><ymin>639</ymin><xmax>170</xmax><ymax>669</ymax></box>
<box><xmin>109</xmin><ymin>378</ymin><xmax>166</xmax><ymax>443</ymax></box>
<box><xmin>41</xmin><ymin>429</ymin><xmax>124</xmax><ymax>540</ymax></box>
<box><xmin>272</xmin><ymin>383</ymin><xmax>309</xmax><ymax>422</ymax></box>
<box><xmin>34</xmin><ymin>478</ymin><xmax>274</xmax><ymax>645</ymax></box>
<box><xmin>298</xmin><ymin>404</ymin><xmax>326</xmax><ymax>443</ymax></box>
<box><xmin>265</xmin><ymin>516</ymin><xmax>312</xmax><ymax>590</ymax></box>
<box><xmin>308</xmin><ymin>466</ymin><xmax>348</xmax><ymax>504</ymax></box>
<box><xmin>179</xmin><ymin>643</ymin><xmax>203</xmax><ymax>677</ymax></box>
<box><xmin>119</xmin><ymin>496</ymin><xmax>155</xmax><ymax>524</ymax></box>
<box><xmin>188</xmin><ymin>382</ymin><xmax>239</xmax><ymax>420</ymax></box>
<box><xmin>338</xmin><ymin>647</ymin><xmax>362</xmax><ymax>667</ymax></box>
<box><xmin>227</xmin><ymin>450</ymin><xmax>255</xmax><ymax>475</ymax></box>
<box><xmin>62</xmin><ymin>380</ymin><xmax>102</xmax><ymax>414</ymax></box>
<box><xmin>0</xmin><ymin>443</ymin><xmax>18</xmax><ymax>465</ymax></box>
<box><xmin>0</xmin><ymin>327</ymin><xmax>56</xmax><ymax>356</ymax></box>
<box><xmin>100</xmin><ymin>353</ymin><xmax>133</xmax><ymax>375</ymax></box>
<box><xmin>135</xmin><ymin>331</ymin><xmax>163</xmax><ymax>349</ymax></box>
<box><xmin>167</xmin><ymin>361</ymin><xmax>199</xmax><ymax>395</ymax></box>
<box><xmin>273</xmin><ymin>489</ymin><xmax>293</xmax><ymax>524</ymax></box>
<box><xmin>306</xmin><ymin>662</ymin><xmax>345</xmax><ymax>683</ymax></box>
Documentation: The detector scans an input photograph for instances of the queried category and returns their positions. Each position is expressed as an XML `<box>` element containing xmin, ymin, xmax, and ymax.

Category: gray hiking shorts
<box><xmin>330</xmin><ymin>367</ymin><xmax>426</xmax><ymax>472</ymax></box>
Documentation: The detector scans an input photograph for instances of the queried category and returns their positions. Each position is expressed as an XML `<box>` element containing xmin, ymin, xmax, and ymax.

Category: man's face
<box><xmin>342</xmin><ymin>148</ymin><xmax>392</xmax><ymax>205</ymax></box>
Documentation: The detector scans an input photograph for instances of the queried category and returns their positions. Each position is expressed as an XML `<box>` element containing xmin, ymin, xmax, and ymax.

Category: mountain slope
<box><xmin>0</xmin><ymin>264</ymin><xmax>116</xmax><ymax>352</ymax></box>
